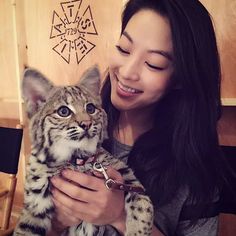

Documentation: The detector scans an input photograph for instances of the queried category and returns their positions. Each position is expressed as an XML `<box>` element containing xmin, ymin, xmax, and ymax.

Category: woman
<box><xmin>50</xmin><ymin>0</ymin><xmax>228</xmax><ymax>235</ymax></box>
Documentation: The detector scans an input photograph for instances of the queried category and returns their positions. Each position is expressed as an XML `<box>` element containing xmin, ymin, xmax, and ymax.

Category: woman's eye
<box><xmin>145</xmin><ymin>62</ymin><xmax>164</xmax><ymax>71</ymax></box>
<box><xmin>116</xmin><ymin>45</ymin><xmax>130</xmax><ymax>55</ymax></box>
<box><xmin>86</xmin><ymin>103</ymin><xmax>96</xmax><ymax>114</ymax></box>
<box><xmin>57</xmin><ymin>106</ymin><xmax>72</xmax><ymax>117</ymax></box>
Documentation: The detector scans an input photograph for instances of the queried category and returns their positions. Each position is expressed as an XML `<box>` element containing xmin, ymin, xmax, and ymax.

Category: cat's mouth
<box><xmin>70</xmin><ymin>153</ymin><xmax>95</xmax><ymax>166</ymax></box>
<box><xmin>80</xmin><ymin>132</ymin><xmax>92</xmax><ymax>139</ymax></box>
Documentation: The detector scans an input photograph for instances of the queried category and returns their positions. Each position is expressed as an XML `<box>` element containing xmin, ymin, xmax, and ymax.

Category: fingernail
<box><xmin>51</xmin><ymin>177</ymin><xmax>57</xmax><ymax>184</ymax></box>
<box><xmin>62</xmin><ymin>170</ymin><xmax>68</xmax><ymax>177</ymax></box>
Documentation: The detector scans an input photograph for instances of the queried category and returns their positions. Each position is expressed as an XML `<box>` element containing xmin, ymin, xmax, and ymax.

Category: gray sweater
<box><xmin>95</xmin><ymin>139</ymin><xmax>219</xmax><ymax>236</ymax></box>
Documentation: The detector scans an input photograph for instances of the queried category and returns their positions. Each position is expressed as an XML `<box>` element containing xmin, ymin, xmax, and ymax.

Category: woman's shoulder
<box><xmin>176</xmin><ymin>216</ymin><xmax>218</xmax><ymax>236</ymax></box>
<box><xmin>155</xmin><ymin>186</ymin><xmax>219</xmax><ymax>236</ymax></box>
<box><xmin>154</xmin><ymin>187</ymin><xmax>189</xmax><ymax>235</ymax></box>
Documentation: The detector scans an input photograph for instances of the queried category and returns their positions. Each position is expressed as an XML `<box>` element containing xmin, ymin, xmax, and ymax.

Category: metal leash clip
<box><xmin>92</xmin><ymin>162</ymin><xmax>116</xmax><ymax>190</ymax></box>
<box><xmin>92</xmin><ymin>161</ymin><xmax>146</xmax><ymax>194</ymax></box>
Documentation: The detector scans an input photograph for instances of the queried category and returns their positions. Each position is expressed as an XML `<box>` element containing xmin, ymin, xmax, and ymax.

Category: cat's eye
<box><xmin>57</xmin><ymin>106</ymin><xmax>72</xmax><ymax>117</ymax></box>
<box><xmin>85</xmin><ymin>103</ymin><xmax>96</xmax><ymax>114</ymax></box>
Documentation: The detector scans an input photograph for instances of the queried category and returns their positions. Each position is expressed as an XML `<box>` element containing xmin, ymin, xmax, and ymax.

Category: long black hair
<box><xmin>101</xmin><ymin>0</ymin><xmax>227</xmax><ymax>217</ymax></box>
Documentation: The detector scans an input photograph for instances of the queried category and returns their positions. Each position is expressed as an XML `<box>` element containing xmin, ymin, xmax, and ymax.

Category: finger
<box><xmin>52</xmin><ymin>186</ymin><xmax>86</xmax><ymax>214</ymax></box>
<box><xmin>52</xmin><ymin>187</ymin><xmax>97</xmax><ymax>220</ymax></box>
<box><xmin>51</xmin><ymin>176</ymin><xmax>98</xmax><ymax>202</ymax></box>
<box><xmin>52</xmin><ymin>197</ymin><xmax>80</xmax><ymax>226</ymax></box>
<box><xmin>52</xmin><ymin>195</ymin><xmax>74</xmax><ymax>217</ymax></box>
<box><xmin>92</xmin><ymin>170</ymin><xmax>105</xmax><ymax>179</ymax></box>
<box><xmin>61</xmin><ymin>169</ymin><xmax>105</xmax><ymax>190</ymax></box>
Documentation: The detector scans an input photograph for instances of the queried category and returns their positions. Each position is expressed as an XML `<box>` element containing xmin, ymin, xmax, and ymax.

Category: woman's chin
<box><xmin>111</xmin><ymin>95</ymin><xmax>129</xmax><ymax>111</ymax></box>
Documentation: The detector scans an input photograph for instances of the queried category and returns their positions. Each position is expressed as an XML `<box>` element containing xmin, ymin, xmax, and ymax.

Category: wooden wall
<box><xmin>201</xmin><ymin>0</ymin><xmax>236</xmax><ymax>99</ymax></box>
<box><xmin>0</xmin><ymin>0</ymin><xmax>125</xmax><ymax>210</ymax></box>
<box><xmin>23</xmin><ymin>0</ymin><xmax>123</xmax><ymax>85</ymax></box>
<box><xmin>0</xmin><ymin>0</ymin><xmax>235</xmax><ymax>227</ymax></box>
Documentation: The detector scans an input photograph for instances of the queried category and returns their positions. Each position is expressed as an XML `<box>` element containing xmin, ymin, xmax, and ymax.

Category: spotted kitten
<box><xmin>13</xmin><ymin>67</ymin><xmax>153</xmax><ymax>236</ymax></box>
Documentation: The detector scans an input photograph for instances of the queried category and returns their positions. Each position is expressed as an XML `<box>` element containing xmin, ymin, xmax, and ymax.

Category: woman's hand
<box><xmin>50</xmin><ymin>167</ymin><xmax>126</xmax><ymax>233</ymax></box>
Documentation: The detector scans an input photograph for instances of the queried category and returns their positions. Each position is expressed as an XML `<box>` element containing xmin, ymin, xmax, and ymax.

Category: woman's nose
<box><xmin>119</xmin><ymin>56</ymin><xmax>140</xmax><ymax>81</ymax></box>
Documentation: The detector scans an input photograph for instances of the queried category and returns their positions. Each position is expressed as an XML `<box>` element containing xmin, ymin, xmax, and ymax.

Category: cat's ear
<box><xmin>22</xmin><ymin>68</ymin><xmax>54</xmax><ymax>118</ymax></box>
<box><xmin>79</xmin><ymin>66</ymin><xmax>101</xmax><ymax>96</ymax></box>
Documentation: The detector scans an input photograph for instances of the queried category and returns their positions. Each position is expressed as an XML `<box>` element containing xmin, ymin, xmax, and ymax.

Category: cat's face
<box><xmin>22</xmin><ymin>67</ymin><xmax>107</xmax><ymax>166</ymax></box>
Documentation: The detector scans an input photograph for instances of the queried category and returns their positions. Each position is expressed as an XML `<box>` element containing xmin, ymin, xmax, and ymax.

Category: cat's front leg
<box><xmin>14</xmin><ymin>185</ymin><xmax>55</xmax><ymax>236</ymax></box>
<box><xmin>67</xmin><ymin>222</ymin><xmax>99</xmax><ymax>236</ymax></box>
<box><xmin>124</xmin><ymin>193</ymin><xmax>154</xmax><ymax>236</ymax></box>
<box><xmin>13</xmin><ymin>207</ymin><xmax>53</xmax><ymax>236</ymax></box>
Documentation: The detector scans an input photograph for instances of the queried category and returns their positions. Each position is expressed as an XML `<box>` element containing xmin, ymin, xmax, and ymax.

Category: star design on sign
<box><xmin>50</xmin><ymin>0</ymin><xmax>98</xmax><ymax>64</ymax></box>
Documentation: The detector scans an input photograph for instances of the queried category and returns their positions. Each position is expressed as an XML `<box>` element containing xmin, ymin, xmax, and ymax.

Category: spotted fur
<box><xmin>13</xmin><ymin>67</ymin><xmax>153</xmax><ymax>236</ymax></box>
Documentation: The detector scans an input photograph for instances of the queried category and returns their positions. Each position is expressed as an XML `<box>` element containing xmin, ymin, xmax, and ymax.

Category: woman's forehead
<box><xmin>123</xmin><ymin>9</ymin><xmax>173</xmax><ymax>54</ymax></box>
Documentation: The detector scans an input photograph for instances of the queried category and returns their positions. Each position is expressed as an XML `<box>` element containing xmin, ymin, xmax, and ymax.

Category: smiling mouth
<box><xmin>116</xmin><ymin>77</ymin><xmax>143</xmax><ymax>94</ymax></box>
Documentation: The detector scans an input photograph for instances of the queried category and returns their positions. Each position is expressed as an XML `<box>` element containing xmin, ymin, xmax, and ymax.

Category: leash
<box><xmin>74</xmin><ymin>152</ymin><xmax>145</xmax><ymax>194</ymax></box>
<box><xmin>92</xmin><ymin>162</ymin><xmax>146</xmax><ymax>194</ymax></box>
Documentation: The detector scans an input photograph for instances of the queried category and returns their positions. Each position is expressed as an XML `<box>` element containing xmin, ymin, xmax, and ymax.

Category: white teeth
<box><xmin>118</xmin><ymin>81</ymin><xmax>140</xmax><ymax>93</ymax></box>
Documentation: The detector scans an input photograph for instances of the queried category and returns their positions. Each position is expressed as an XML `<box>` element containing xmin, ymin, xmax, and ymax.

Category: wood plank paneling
<box><xmin>218</xmin><ymin>107</ymin><xmax>236</xmax><ymax>146</ymax></box>
<box><xmin>218</xmin><ymin>214</ymin><xmax>236</xmax><ymax>236</ymax></box>
<box><xmin>201</xmin><ymin>0</ymin><xmax>236</xmax><ymax>99</ymax></box>
<box><xmin>24</xmin><ymin>0</ymin><xmax>123</xmax><ymax>85</ymax></box>
<box><xmin>0</xmin><ymin>1</ymin><xmax>18</xmax><ymax>99</ymax></box>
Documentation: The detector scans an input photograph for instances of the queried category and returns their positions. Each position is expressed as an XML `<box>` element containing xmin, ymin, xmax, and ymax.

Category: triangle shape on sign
<box><xmin>77</xmin><ymin>6</ymin><xmax>98</xmax><ymax>35</ymax></box>
<box><xmin>50</xmin><ymin>11</ymin><xmax>66</xmax><ymax>39</ymax></box>
<box><xmin>60</xmin><ymin>0</ymin><xmax>82</xmax><ymax>24</ymax></box>
<box><xmin>74</xmin><ymin>37</ymin><xmax>95</xmax><ymax>64</ymax></box>
<box><xmin>52</xmin><ymin>39</ymin><xmax>71</xmax><ymax>64</ymax></box>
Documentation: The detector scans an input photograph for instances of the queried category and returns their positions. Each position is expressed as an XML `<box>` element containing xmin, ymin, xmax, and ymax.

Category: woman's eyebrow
<box><xmin>122</xmin><ymin>31</ymin><xmax>172</xmax><ymax>61</ymax></box>
<box><xmin>123</xmin><ymin>31</ymin><xmax>133</xmax><ymax>43</ymax></box>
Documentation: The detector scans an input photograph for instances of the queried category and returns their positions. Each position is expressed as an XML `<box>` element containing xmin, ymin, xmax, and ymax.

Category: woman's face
<box><xmin>109</xmin><ymin>9</ymin><xmax>174</xmax><ymax>112</ymax></box>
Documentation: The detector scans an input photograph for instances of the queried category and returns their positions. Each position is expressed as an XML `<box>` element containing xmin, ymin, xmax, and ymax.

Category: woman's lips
<box><xmin>115</xmin><ymin>75</ymin><xmax>143</xmax><ymax>97</ymax></box>
<box><xmin>118</xmin><ymin>81</ymin><xmax>142</xmax><ymax>94</ymax></box>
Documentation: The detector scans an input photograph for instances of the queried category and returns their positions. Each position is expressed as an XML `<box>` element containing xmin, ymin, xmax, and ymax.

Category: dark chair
<box><xmin>0</xmin><ymin>124</ymin><xmax>23</xmax><ymax>235</ymax></box>
<box><xmin>218</xmin><ymin>145</ymin><xmax>236</xmax><ymax>236</ymax></box>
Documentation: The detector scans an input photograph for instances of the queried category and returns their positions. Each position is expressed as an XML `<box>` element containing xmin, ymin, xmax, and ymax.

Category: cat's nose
<box><xmin>79</xmin><ymin>120</ymin><xmax>92</xmax><ymax>131</ymax></box>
